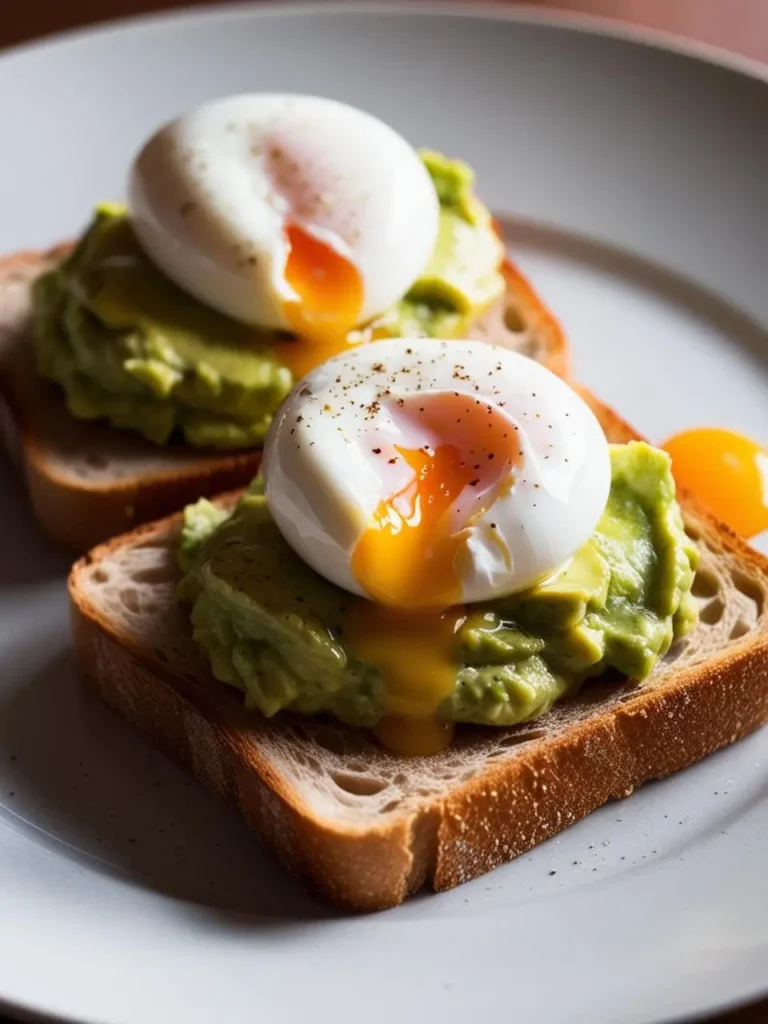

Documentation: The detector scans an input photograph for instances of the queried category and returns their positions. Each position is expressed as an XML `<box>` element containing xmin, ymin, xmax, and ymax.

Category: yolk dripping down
<box><xmin>273</xmin><ymin>223</ymin><xmax>365</xmax><ymax>379</ymax></box>
<box><xmin>346</xmin><ymin>393</ymin><xmax>522</xmax><ymax>756</ymax></box>
<box><xmin>664</xmin><ymin>428</ymin><xmax>768</xmax><ymax>539</ymax></box>
<box><xmin>346</xmin><ymin>444</ymin><xmax>471</xmax><ymax>756</ymax></box>
<box><xmin>346</xmin><ymin>603</ymin><xmax>465</xmax><ymax>757</ymax></box>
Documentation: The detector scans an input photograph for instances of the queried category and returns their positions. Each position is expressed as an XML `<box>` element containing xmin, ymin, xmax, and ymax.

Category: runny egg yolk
<box><xmin>345</xmin><ymin>602</ymin><xmax>464</xmax><ymax>756</ymax></box>
<box><xmin>352</xmin><ymin>443</ymin><xmax>475</xmax><ymax>610</ymax></box>
<box><xmin>664</xmin><ymin>428</ymin><xmax>768</xmax><ymax>539</ymax></box>
<box><xmin>346</xmin><ymin>444</ymin><xmax>471</xmax><ymax>756</ymax></box>
<box><xmin>273</xmin><ymin>224</ymin><xmax>364</xmax><ymax>378</ymax></box>
<box><xmin>346</xmin><ymin>394</ymin><xmax>522</xmax><ymax>756</ymax></box>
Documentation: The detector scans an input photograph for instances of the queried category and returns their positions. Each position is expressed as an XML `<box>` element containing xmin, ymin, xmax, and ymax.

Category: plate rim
<box><xmin>1</xmin><ymin>5</ymin><xmax>767</xmax><ymax>1024</ymax></box>
<box><xmin>1</xmin><ymin>0</ymin><xmax>767</xmax><ymax>88</ymax></box>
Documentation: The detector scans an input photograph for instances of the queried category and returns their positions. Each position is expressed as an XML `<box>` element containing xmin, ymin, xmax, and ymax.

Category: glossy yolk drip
<box><xmin>273</xmin><ymin>223</ymin><xmax>364</xmax><ymax>379</ymax></box>
<box><xmin>346</xmin><ymin>394</ymin><xmax>521</xmax><ymax>756</ymax></box>
<box><xmin>664</xmin><ymin>428</ymin><xmax>768</xmax><ymax>538</ymax></box>
<box><xmin>345</xmin><ymin>602</ymin><xmax>464</xmax><ymax>756</ymax></box>
<box><xmin>347</xmin><ymin>443</ymin><xmax>473</xmax><ymax>756</ymax></box>
<box><xmin>353</xmin><ymin>443</ymin><xmax>474</xmax><ymax>610</ymax></box>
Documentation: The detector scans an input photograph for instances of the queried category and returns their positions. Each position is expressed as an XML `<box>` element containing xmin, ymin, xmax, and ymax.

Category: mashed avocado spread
<box><xmin>177</xmin><ymin>443</ymin><xmax>699</xmax><ymax>731</ymax></box>
<box><xmin>32</xmin><ymin>152</ymin><xmax>504</xmax><ymax>448</ymax></box>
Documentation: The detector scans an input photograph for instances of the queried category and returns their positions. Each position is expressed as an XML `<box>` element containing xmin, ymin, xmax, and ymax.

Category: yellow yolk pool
<box><xmin>664</xmin><ymin>428</ymin><xmax>768</xmax><ymax>539</ymax></box>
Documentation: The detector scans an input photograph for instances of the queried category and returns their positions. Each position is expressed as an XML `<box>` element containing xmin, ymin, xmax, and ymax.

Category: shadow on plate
<box><xmin>0</xmin><ymin>460</ymin><xmax>71</xmax><ymax>586</ymax></box>
<box><xmin>0</xmin><ymin>647</ymin><xmax>335</xmax><ymax>925</ymax></box>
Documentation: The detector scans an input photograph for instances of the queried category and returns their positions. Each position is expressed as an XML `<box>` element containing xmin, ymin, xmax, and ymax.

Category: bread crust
<box><xmin>68</xmin><ymin>399</ymin><xmax>768</xmax><ymax>910</ymax></box>
<box><xmin>0</xmin><ymin>246</ymin><xmax>567</xmax><ymax>552</ymax></box>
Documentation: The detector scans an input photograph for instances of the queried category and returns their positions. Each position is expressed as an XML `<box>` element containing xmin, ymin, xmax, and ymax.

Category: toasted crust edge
<box><xmin>69</xmin><ymin>543</ymin><xmax>768</xmax><ymax>910</ymax></box>
<box><xmin>71</xmin><ymin>604</ymin><xmax>437</xmax><ymax>909</ymax></box>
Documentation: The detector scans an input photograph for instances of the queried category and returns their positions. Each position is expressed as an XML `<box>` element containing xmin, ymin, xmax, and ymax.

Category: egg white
<box><xmin>263</xmin><ymin>339</ymin><xmax>612</xmax><ymax>603</ymax></box>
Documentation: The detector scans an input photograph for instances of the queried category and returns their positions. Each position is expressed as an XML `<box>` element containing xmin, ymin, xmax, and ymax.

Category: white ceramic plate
<box><xmin>1</xmin><ymin>6</ymin><xmax>767</xmax><ymax>1023</ymax></box>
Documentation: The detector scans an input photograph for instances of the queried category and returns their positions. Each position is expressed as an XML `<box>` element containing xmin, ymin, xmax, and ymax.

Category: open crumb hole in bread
<box><xmin>380</xmin><ymin>799</ymin><xmax>402</xmax><ymax>814</ymax></box>
<box><xmin>119</xmin><ymin>587</ymin><xmax>142</xmax><ymax>614</ymax></box>
<box><xmin>503</xmin><ymin>305</ymin><xmax>527</xmax><ymax>333</ymax></box>
<box><xmin>732</xmin><ymin>570</ymin><xmax>765</xmax><ymax>618</ymax></box>
<box><xmin>692</xmin><ymin>568</ymin><xmax>719</xmax><ymax>600</ymax></box>
<box><xmin>84</xmin><ymin>451</ymin><xmax>110</xmax><ymax>470</ymax></box>
<box><xmin>729</xmin><ymin>618</ymin><xmax>751</xmax><ymax>641</ymax></box>
<box><xmin>331</xmin><ymin>771</ymin><xmax>389</xmax><ymax>797</ymax></box>
<box><xmin>132</xmin><ymin>565</ymin><xmax>174</xmax><ymax>586</ymax></box>
<box><xmin>700</xmin><ymin>596</ymin><xmax>726</xmax><ymax>626</ymax></box>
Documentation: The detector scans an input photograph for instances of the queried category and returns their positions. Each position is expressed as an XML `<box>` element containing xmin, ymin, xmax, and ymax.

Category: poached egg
<box><xmin>263</xmin><ymin>339</ymin><xmax>612</xmax><ymax>755</ymax></box>
<box><xmin>128</xmin><ymin>94</ymin><xmax>439</xmax><ymax>374</ymax></box>
<box><xmin>264</xmin><ymin>339</ymin><xmax>611</xmax><ymax>606</ymax></box>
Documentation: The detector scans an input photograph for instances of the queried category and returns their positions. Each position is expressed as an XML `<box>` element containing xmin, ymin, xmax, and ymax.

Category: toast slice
<box><xmin>68</xmin><ymin>393</ymin><xmax>768</xmax><ymax>911</ymax></box>
<box><xmin>0</xmin><ymin>247</ymin><xmax>568</xmax><ymax>553</ymax></box>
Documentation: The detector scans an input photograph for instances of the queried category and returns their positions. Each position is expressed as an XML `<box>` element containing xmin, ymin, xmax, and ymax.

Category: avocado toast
<box><xmin>68</xmin><ymin>389</ymin><xmax>768</xmax><ymax>910</ymax></box>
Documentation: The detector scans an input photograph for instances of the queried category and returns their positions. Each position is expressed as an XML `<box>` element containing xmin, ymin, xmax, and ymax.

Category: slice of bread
<box><xmin>68</xmin><ymin>394</ymin><xmax>768</xmax><ymax>911</ymax></box>
<box><xmin>0</xmin><ymin>248</ymin><xmax>568</xmax><ymax>553</ymax></box>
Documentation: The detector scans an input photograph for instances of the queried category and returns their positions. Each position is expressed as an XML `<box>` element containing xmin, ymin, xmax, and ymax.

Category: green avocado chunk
<box><xmin>33</xmin><ymin>211</ymin><xmax>293</xmax><ymax>447</ymax></box>
<box><xmin>177</xmin><ymin>443</ymin><xmax>700</xmax><ymax>730</ymax></box>
<box><xmin>32</xmin><ymin>152</ymin><xmax>504</xmax><ymax>448</ymax></box>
